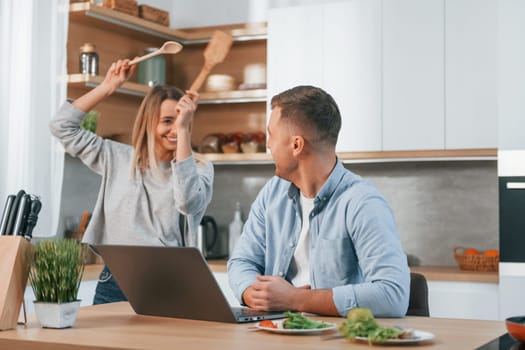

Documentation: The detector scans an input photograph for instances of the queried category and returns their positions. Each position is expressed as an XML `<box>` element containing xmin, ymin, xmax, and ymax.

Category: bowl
<box><xmin>506</xmin><ymin>316</ymin><xmax>525</xmax><ymax>343</ymax></box>
<box><xmin>205</xmin><ymin>74</ymin><xmax>235</xmax><ymax>92</ymax></box>
<box><xmin>240</xmin><ymin>141</ymin><xmax>258</xmax><ymax>153</ymax></box>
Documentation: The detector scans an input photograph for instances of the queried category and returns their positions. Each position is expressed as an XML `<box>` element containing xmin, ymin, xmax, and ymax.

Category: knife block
<box><xmin>0</xmin><ymin>236</ymin><xmax>33</xmax><ymax>330</ymax></box>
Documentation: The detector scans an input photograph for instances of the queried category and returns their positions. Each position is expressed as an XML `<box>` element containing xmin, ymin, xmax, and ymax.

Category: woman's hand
<box><xmin>174</xmin><ymin>90</ymin><xmax>199</xmax><ymax>132</ymax></box>
<box><xmin>72</xmin><ymin>59</ymin><xmax>137</xmax><ymax>112</ymax></box>
<box><xmin>172</xmin><ymin>90</ymin><xmax>199</xmax><ymax>162</ymax></box>
<box><xmin>100</xmin><ymin>59</ymin><xmax>137</xmax><ymax>96</ymax></box>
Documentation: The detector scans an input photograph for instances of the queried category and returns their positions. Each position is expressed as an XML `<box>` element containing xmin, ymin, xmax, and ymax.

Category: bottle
<box><xmin>228</xmin><ymin>202</ymin><xmax>244</xmax><ymax>256</ymax></box>
<box><xmin>79</xmin><ymin>43</ymin><xmax>99</xmax><ymax>76</ymax></box>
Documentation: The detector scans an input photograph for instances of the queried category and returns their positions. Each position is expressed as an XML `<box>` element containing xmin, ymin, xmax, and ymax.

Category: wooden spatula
<box><xmin>189</xmin><ymin>30</ymin><xmax>233</xmax><ymax>92</ymax></box>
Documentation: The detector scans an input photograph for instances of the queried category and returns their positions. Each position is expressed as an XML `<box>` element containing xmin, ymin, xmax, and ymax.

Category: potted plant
<box><xmin>29</xmin><ymin>239</ymin><xmax>87</xmax><ymax>328</ymax></box>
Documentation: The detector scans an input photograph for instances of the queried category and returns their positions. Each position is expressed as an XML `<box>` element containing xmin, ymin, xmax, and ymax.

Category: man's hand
<box><xmin>242</xmin><ymin>275</ymin><xmax>310</xmax><ymax>311</ymax></box>
<box><xmin>242</xmin><ymin>275</ymin><xmax>339</xmax><ymax>316</ymax></box>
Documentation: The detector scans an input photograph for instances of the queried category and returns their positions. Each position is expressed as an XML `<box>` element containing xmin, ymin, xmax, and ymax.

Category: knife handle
<box><xmin>4</xmin><ymin>190</ymin><xmax>25</xmax><ymax>235</ymax></box>
<box><xmin>24</xmin><ymin>197</ymin><xmax>41</xmax><ymax>240</ymax></box>
<box><xmin>12</xmin><ymin>194</ymin><xmax>30</xmax><ymax>236</ymax></box>
<box><xmin>0</xmin><ymin>195</ymin><xmax>15</xmax><ymax>235</ymax></box>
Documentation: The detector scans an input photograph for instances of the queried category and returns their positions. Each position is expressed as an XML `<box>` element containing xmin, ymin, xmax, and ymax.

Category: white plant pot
<box><xmin>33</xmin><ymin>300</ymin><xmax>81</xmax><ymax>328</ymax></box>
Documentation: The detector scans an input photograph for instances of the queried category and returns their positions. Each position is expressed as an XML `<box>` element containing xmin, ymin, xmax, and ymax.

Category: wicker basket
<box><xmin>454</xmin><ymin>246</ymin><xmax>499</xmax><ymax>272</ymax></box>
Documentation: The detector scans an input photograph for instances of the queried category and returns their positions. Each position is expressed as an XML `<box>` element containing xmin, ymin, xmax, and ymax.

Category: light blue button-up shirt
<box><xmin>227</xmin><ymin>161</ymin><xmax>410</xmax><ymax>317</ymax></box>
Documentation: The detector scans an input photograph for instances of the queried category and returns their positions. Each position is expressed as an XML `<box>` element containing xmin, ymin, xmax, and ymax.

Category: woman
<box><xmin>50</xmin><ymin>59</ymin><xmax>214</xmax><ymax>304</ymax></box>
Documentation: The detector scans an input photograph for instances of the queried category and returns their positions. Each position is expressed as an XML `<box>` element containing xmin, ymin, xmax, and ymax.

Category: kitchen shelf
<box><xmin>69</xmin><ymin>2</ymin><xmax>267</xmax><ymax>44</ymax></box>
<box><xmin>68</xmin><ymin>74</ymin><xmax>149</xmax><ymax>97</ymax></box>
<box><xmin>204</xmin><ymin>148</ymin><xmax>497</xmax><ymax>165</ymax></box>
<box><xmin>199</xmin><ymin>89</ymin><xmax>266</xmax><ymax>104</ymax></box>
<box><xmin>67</xmin><ymin>74</ymin><xmax>267</xmax><ymax>104</ymax></box>
<box><xmin>202</xmin><ymin>153</ymin><xmax>273</xmax><ymax>164</ymax></box>
<box><xmin>337</xmin><ymin>149</ymin><xmax>497</xmax><ymax>163</ymax></box>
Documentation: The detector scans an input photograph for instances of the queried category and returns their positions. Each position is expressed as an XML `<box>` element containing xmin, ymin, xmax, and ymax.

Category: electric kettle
<box><xmin>197</xmin><ymin>215</ymin><xmax>218</xmax><ymax>258</ymax></box>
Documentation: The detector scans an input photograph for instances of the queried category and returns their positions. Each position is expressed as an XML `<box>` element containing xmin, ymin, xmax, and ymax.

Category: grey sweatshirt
<box><xmin>50</xmin><ymin>102</ymin><xmax>214</xmax><ymax>247</ymax></box>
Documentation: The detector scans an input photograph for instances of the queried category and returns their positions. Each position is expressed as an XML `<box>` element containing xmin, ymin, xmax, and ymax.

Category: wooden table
<box><xmin>84</xmin><ymin>263</ymin><xmax>499</xmax><ymax>282</ymax></box>
<box><xmin>0</xmin><ymin>302</ymin><xmax>507</xmax><ymax>350</ymax></box>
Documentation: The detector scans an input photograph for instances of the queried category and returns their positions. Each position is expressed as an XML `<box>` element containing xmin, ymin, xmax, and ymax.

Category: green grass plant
<box><xmin>29</xmin><ymin>239</ymin><xmax>87</xmax><ymax>303</ymax></box>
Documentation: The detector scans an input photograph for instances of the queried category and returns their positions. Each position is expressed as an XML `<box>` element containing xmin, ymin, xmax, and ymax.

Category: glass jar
<box><xmin>138</xmin><ymin>48</ymin><xmax>166</xmax><ymax>87</ymax></box>
<box><xmin>79</xmin><ymin>43</ymin><xmax>99</xmax><ymax>76</ymax></box>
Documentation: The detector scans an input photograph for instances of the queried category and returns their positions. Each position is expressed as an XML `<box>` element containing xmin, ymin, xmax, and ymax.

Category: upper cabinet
<box><xmin>382</xmin><ymin>0</ymin><xmax>445</xmax><ymax>151</ymax></box>
<box><xmin>445</xmin><ymin>0</ymin><xmax>497</xmax><ymax>149</ymax></box>
<box><xmin>325</xmin><ymin>0</ymin><xmax>382</xmax><ymax>152</ymax></box>
<box><xmin>268</xmin><ymin>0</ymin><xmax>497</xmax><ymax>158</ymax></box>
<box><xmin>268</xmin><ymin>1</ymin><xmax>382</xmax><ymax>153</ymax></box>
<box><xmin>67</xmin><ymin>2</ymin><xmax>268</xmax><ymax>161</ymax></box>
<box><xmin>498</xmin><ymin>0</ymin><xmax>525</xmax><ymax>151</ymax></box>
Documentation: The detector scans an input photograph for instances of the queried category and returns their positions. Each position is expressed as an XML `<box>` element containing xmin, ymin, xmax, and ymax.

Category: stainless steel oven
<box><xmin>498</xmin><ymin>150</ymin><xmax>525</xmax><ymax>319</ymax></box>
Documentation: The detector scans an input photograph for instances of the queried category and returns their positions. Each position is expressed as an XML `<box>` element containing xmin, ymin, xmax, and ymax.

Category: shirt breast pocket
<box><xmin>315</xmin><ymin>236</ymin><xmax>358</xmax><ymax>287</ymax></box>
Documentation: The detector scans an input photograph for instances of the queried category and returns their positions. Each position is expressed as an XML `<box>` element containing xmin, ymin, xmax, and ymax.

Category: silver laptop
<box><xmin>95</xmin><ymin>245</ymin><xmax>286</xmax><ymax>323</ymax></box>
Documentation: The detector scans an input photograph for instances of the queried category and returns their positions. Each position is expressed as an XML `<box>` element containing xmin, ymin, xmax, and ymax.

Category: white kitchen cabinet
<box><xmin>270</xmin><ymin>0</ymin><xmax>497</xmax><ymax>154</ymax></box>
<box><xmin>267</xmin><ymin>5</ymin><xmax>324</xmax><ymax>98</ymax></box>
<box><xmin>324</xmin><ymin>0</ymin><xmax>382</xmax><ymax>152</ymax></box>
<box><xmin>498</xmin><ymin>0</ymin><xmax>525</xmax><ymax>150</ymax></box>
<box><xmin>382</xmin><ymin>0</ymin><xmax>445</xmax><ymax>151</ymax></box>
<box><xmin>268</xmin><ymin>1</ymin><xmax>382</xmax><ymax>152</ymax></box>
<box><xmin>445</xmin><ymin>0</ymin><xmax>497</xmax><ymax>149</ymax></box>
<box><xmin>428</xmin><ymin>281</ymin><xmax>499</xmax><ymax>320</ymax></box>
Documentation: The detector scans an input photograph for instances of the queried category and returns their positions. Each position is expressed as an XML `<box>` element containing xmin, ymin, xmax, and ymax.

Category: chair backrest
<box><xmin>406</xmin><ymin>272</ymin><xmax>430</xmax><ymax>317</ymax></box>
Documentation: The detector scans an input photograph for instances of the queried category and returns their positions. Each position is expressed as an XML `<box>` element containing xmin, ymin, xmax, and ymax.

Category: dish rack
<box><xmin>454</xmin><ymin>246</ymin><xmax>499</xmax><ymax>272</ymax></box>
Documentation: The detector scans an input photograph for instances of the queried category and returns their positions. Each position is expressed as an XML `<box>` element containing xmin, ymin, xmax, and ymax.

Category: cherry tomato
<box><xmin>259</xmin><ymin>320</ymin><xmax>277</xmax><ymax>328</ymax></box>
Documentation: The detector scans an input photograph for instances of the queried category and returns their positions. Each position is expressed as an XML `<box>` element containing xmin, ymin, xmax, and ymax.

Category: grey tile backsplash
<box><xmin>59</xmin><ymin>154</ymin><xmax>497</xmax><ymax>266</ymax></box>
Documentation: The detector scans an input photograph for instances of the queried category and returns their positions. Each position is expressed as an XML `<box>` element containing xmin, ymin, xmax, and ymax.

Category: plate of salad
<box><xmin>354</xmin><ymin>330</ymin><xmax>435</xmax><ymax>344</ymax></box>
<box><xmin>340</xmin><ymin>308</ymin><xmax>435</xmax><ymax>345</ymax></box>
<box><xmin>256</xmin><ymin>311</ymin><xmax>337</xmax><ymax>335</ymax></box>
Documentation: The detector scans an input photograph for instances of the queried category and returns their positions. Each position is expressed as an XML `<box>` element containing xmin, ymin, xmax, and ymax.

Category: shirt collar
<box><xmin>287</xmin><ymin>159</ymin><xmax>347</xmax><ymax>211</ymax></box>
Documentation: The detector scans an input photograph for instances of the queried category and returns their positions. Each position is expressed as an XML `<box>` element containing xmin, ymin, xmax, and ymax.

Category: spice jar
<box><xmin>79</xmin><ymin>43</ymin><xmax>99</xmax><ymax>76</ymax></box>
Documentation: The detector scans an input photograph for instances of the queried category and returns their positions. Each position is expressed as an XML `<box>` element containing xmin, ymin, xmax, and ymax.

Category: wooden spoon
<box><xmin>129</xmin><ymin>41</ymin><xmax>183</xmax><ymax>65</ymax></box>
<box><xmin>189</xmin><ymin>30</ymin><xmax>234</xmax><ymax>92</ymax></box>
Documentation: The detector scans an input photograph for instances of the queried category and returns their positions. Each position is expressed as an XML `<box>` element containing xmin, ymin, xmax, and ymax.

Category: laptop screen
<box><xmin>95</xmin><ymin>245</ymin><xmax>285</xmax><ymax>323</ymax></box>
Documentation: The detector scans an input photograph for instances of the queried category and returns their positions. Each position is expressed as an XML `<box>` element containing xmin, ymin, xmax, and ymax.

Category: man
<box><xmin>227</xmin><ymin>86</ymin><xmax>409</xmax><ymax>317</ymax></box>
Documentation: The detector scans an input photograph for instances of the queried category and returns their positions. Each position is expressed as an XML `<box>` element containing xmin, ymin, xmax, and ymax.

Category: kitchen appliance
<box><xmin>197</xmin><ymin>215</ymin><xmax>218</xmax><ymax>258</ymax></box>
<box><xmin>498</xmin><ymin>2</ymin><xmax>525</xmax><ymax>320</ymax></box>
<box><xmin>498</xmin><ymin>151</ymin><xmax>525</xmax><ymax>319</ymax></box>
<box><xmin>475</xmin><ymin>333</ymin><xmax>521</xmax><ymax>349</ymax></box>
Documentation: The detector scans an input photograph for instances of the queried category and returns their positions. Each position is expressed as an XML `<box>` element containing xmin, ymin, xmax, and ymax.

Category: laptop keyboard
<box><xmin>232</xmin><ymin>307</ymin><xmax>275</xmax><ymax>317</ymax></box>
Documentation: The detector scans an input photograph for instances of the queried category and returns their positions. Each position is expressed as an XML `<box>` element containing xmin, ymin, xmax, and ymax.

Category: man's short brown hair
<box><xmin>270</xmin><ymin>85</ymin><xmax>341</xmax><ymax>147</ymax></box>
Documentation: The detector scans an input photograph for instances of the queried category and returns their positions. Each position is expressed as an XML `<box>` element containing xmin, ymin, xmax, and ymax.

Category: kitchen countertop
<box><xmin>84</xmin><ymin>261</ymin><xmax>498</xmax><ymax>283</ymax></box>
<box><xmin>0</xmin><ymin>302</ymin><xmax>507</xmax><ymax>349</ymax></box>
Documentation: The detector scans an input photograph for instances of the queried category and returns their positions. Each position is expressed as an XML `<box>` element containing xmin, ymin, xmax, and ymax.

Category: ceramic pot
<box><xmin>33</xmin><ymin>300</ymin><xmax>81</xmax><ymax>328</ymax></box>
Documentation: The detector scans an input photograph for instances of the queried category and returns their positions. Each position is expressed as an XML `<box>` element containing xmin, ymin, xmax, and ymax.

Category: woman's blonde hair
<box><xmin>131</xmin><ymin>85</ymin><xmax>184</xmax><ymax>179</ymax></box>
